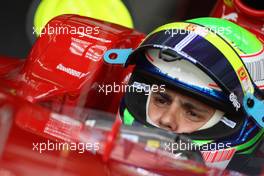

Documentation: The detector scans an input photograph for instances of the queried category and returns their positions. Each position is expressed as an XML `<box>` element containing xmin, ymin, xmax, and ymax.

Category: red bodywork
<box><xmin>211</xmin><ymin>0</ymin><xmax>264</xmax><ymax>43</ymax></box>
<box><xmin>1</xmin><ymin>88</ymin><xmax>223</xmax><ymax>176</ymax></box>
<box><xmin>1</xmin><ymin>15</ymin><xmax>144</xmax><ymax>115</ymax></box>
<box><xmin>0</xmin><ymin>15</ymin><xmax>243</xmax><ymax>175</ymax></box>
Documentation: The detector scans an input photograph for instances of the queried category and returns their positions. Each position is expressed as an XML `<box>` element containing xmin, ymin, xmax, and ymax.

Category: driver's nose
<box><xmin>158</xmin><ymin>102</ymin><xmax>181</xmax><ymax>132</ymax></box>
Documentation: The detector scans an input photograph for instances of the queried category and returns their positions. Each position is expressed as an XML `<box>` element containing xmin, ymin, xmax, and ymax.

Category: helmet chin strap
<box><xmin>145</xmin><ymin>91</ymin><xmax>225</xmax><ymax>131</ymax></box>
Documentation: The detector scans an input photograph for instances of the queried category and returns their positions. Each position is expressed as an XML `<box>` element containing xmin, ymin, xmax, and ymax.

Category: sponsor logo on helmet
<box><xmin>237</xmin><ymin>67</ymin><xmax>247</xmax><ymax>80</ymax></box>
<box><xmin>237</xmin><ymin>66</ymin><xmax>253</xmax><ymax>92</ymax></box>
<box><xmin>229</xmin><ymin>93</ymin><xmax>241</xmax><ymax>111</ymax></box>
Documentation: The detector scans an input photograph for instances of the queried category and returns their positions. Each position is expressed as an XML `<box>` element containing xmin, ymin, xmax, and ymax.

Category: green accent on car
<box><xmin>192</xmin><ymin>140</ymin><xmax>213</xmax><ymax>146</ymax></box>
<box><xmin>234</xmin><ymin>129</ymin><xmax>264</xmax><ymax>152</ymax></box>
<box><xmin>123</xmin><ymin>108</ymin><xmax>135</xmax><ymax>125</ymax></box>
<box><xmin>240</xmin><ymin>140</ymin><xmax>261</xmax><ymax>154</ymax></box>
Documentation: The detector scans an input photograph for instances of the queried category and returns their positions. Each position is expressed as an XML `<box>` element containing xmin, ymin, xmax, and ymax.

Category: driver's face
<box><xmin>148</xmin><ymin>88</ymin><xmax>215</xmax><ymax>133</ymax></box>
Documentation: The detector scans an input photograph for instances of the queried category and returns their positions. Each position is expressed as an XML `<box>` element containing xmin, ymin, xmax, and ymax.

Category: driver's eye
<box><xmin>186</xmin><ymin>110</ymin><xmax>197</xmax><ymax>117</ymax></box>
<box><xmin>153</xmin><ymin>96</ymin><xmax>171</xmax><ymax>107</ymax></box>
<box><xmin>185</xmin><ymin>110</ymin><xmax>205</xmax><ymax>122</ymax></box>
